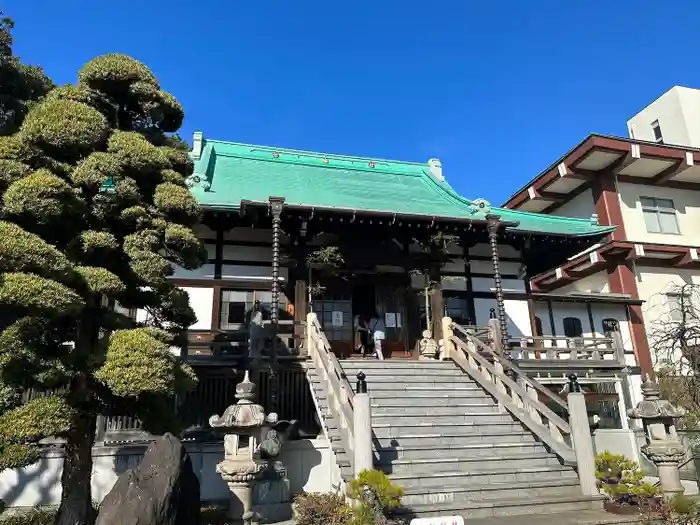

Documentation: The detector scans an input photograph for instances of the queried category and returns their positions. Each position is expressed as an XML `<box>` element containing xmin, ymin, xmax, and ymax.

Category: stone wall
<box><xmin>0</xmin><ymin>438</ymin><xmax>333</xmax><ymax>508</ymax></box>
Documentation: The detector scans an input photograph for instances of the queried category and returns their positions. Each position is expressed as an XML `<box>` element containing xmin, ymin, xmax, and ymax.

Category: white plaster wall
<box><xmin>179</xmin><ymin>287</ymin><xmax>214</xmax><ymax>330</ymax></box>
<box><xmin>627</xmin><ymin>86</ymin><xmax>692</xmax><ymax>146</ymax></box>
<box><xmin>472</xmin><ymin>278</ymin><xmax>526</xmax><ymax>293</ymax></box>
<box><xmin>0</xmin><ymin>439</ymin><xmax>333</xmax><ymax>508</ymax></box>
<box><xmin>551</xmin><ymin>188</ymin><xmax>595</xmax><ymax>220</ymax></box>
<box><xmin>635</xmin><ymin>265</ymin><xmax>700</xmax><ymax>368</ymax></box>
<box><xmin>677</xmin><ymin>87</ymin><xmax>700</xmax><ymax>148</ymax></box>
<box><xmin>473</xmin><ymin>298</ymin><xmax>531</xmax><ymax>337</ymax></box>
<box><xmin>470</xmin><ymin>243</ymin><xmax>521</xmax><ymax>260</ymax></box>
<box><xmin>171</xmin><ymin>263</ymin><xmax>216</xmax><ymax>280</ymax></box>
<box><xmin>618</xmin><ymin>182</ymin><xmax>700</xmax><ymax>246</ymax></box>
<box><xmin>222</xmin><ymin>245</ymin><xmax>272</xmax><ymax>262</ymax></box>
<box><xmin>220</xmin><ymin>265</ymin><xmax>288</xmax><ymax>282</ymax></box>
<box><xmin>556</xmin><ymin>271</ymin><xmax>610</xmax><ymax>294</ymax></box>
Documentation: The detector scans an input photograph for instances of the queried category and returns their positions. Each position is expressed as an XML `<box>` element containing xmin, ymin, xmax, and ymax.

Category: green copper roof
<box><xmin>188</xmin><ymin>137</ymin><xmax>615</xmax><ymax>238</ymax></box>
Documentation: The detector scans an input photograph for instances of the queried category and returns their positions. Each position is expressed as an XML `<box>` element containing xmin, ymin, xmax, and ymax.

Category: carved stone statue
<box><xmin>628</xmin><ymin>376</ymin><xmax>687</xmax><ymax>496</ymax></box>
<box><xmin>419</xmin><ymin>330</ymin><xmax>439</xmax><ymax>360</ymax></box>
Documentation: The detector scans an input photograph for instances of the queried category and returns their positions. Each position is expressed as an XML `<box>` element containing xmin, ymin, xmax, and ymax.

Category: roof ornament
<box><xmin>590</xmin><ymin>213</ymin><xmax>599</xmax><ymax>226</ymax></box>
<box><xmin>368</xmin><ymin>161</ymin><xmax>376</xmax><ymax>168</ymax></box>
<box><xmin>350</xmin><ymin>211</ymin><xmax>356</xmax><ymax>223</ymax></box>
<box><xmin>191</xmin><ymin>131</ymin><xmax>204</xmax><ymax>160</ymax></box>
<box><xmin>469</xmin><ymin>198</ymin><xmax>491</xmax><ymax>215</ymax></box>
<box><xmin>391</xmin><ymin>213</ymin><xmax>396</xmax><ymax>225</ymax></box>
<box><xmin>185</xmin><ymin>173</ymin><xmax>211</xmax><ymax>191</ymax></box>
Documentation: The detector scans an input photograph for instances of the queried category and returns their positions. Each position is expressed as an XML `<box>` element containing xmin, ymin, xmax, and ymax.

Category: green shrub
<box><xmin>347</xmin><ymin>469</ymin><xmax>404</xmax><ymax>525</ymax></box>
<box><xmin>669</xmin><ymin>495</ymin><xmax>698</xmax><ymax>515</ymax></box>
<box><xmin>595</xmin><ymin>451</ymin><xmax>660</xmax><ymax>505</ymax></box>
<box><xmin>293</xmin><ymin>492</ymin><xmax>350</xmax><ymax>525</ymax></box>
<box><xmin>0</xmin><ymin>507</ymin><xmax>56</xmax><ymax>525</ymax></box>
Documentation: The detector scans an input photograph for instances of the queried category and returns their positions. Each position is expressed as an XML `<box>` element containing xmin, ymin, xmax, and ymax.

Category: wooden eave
<box><xmin>504</xmin><ymin>135</ymin><xmax>700</xmax><ymax>213</ymax></box>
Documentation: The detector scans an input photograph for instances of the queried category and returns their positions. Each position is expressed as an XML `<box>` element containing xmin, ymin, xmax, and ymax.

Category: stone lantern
<box><xmin>209</xmin><ymin>371</ymin><xmax>295</xmax><ymax>524</ymax></box>
<box><xmin>627</xmin><ymin>376</ymin><xmax>687</xmax><ymax>496</ymax></box>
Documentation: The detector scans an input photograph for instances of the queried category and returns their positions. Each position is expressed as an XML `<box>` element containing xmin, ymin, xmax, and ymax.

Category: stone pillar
<box><xmin>486</xmin><ymin>215</ymin><xmax>509</xmax><ymax>354</ymax></box>
<box><xmin>441</xmin><ymin>316</ymin><xmax>454</xmax><ymax>360</ymax></box>
<box><xmin>353</xmin><ymin>372</ymin><xmax>373</xmax><ymax>477</ymax></box>
<box><xmin>566</xmin><ymin>374</ymin><xmax>597</xmax><ymax>496</ymax></box>
<box><xmin>269</xmin><ymin>196</ymin><xmax>285</xmax><ymax>414</ymax></box>
<box><xmin>628</xmin><ymin>376</ymin><xmax>687</xmax><ymax>497</ymax></box>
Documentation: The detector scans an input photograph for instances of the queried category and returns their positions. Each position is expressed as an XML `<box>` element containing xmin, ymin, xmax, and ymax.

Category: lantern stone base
<box><xmin>252</xmin><ymin>462</ymin><xmax>292</xmax><ymax>523</ymax></box>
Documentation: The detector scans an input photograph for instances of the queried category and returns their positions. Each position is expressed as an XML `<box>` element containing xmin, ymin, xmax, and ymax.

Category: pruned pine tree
<box><xmin>0</xmin><ymin>10</ymin><xmax>54</xmax><ymax>135</ymax></box>
<box><xmin>0</xmin><ymin>54</ymin><xmax>206</xmax><ymax>525</ymax></box>
<box><xmin>648</xmin><ymin>283</ymin><xmax>700</xmax><ymax>429</ymax></box>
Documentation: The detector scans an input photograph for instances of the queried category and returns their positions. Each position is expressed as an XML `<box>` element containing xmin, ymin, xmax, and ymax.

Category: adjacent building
<box><xmin>503</xmin><ymin>86</ymin><xmax>700</xmax><ymax>403</ymax></box>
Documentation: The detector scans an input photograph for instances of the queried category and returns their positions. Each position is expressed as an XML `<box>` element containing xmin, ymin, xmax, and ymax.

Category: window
<box><xmin>534</xmin><ymin>316</ymin><xmax>543</xmax><ymax>336</ymax></box>
<box><xmin>563</xmin><ymin>317</ymin><xmax>583</xmax><ymax>338</ymax></box>
<box><xmin>651</xmin><ymin>120</ymin><xmax>664</xmax><ymax>144</ymax></box>
<box><xmin>601</xmin><ymin>318</ymin><xmax>620</xmax><ymax>334</ymax></box>
<box><xmin>220</xmin><ymin>290</ymin><xmax>292</xmax><ymax>330</ymax></box>
<box><xmin>640</xmin><ymin>197</ymin><xmax>680</xmax><ymax>234</ymax></box>
<box><xmin>666</xmin><ymin>292</ymin><xmax>691</xmax><ymax>322</ymax></box>
<box><xmin>445</xmin><ymin>296</ymin><xmax>471</xmax><ymax>326</ymax></box>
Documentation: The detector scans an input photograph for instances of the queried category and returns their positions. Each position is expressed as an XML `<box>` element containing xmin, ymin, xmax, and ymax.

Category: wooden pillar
<box><xmin>430</xmin><ymin>281</ymin><xmax>444</xmax><ymax>340</ymax></box>
<box><xmin>295</xmin><ymin>279</ymin><xmax>308</xmax><ymax>355</ymax></box>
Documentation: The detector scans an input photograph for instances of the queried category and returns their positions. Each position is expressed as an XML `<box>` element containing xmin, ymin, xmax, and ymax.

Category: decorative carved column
<box><xmin>269</xmin><ymin>197</ymin><xmax>285</xmax><ymax>414</ymax></box>
<box><xmin>486</xmin><ymin>214</ymin><xmax>509</xmax><ymax>353</ymax></box>
<box><xmin>628</xmin><ymin>376</ymin><xmax>687</xmax><ymax>497</ymax></box>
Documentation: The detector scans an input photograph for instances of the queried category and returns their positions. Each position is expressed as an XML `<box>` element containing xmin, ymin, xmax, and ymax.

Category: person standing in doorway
<box><xmin>247</xmin><ymin>300</ymin><xmax>265</xmax><ymax>361</ymax></box>
<box><xmin>368</xmin><ymin>312</ymin><xmax>386</xmax><ymax>360</ymax></box>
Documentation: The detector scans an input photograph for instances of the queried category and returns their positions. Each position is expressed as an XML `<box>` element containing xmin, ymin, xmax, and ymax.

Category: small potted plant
<box><xmin>596</xmin><ymin>451</ymin><xmax>662</xmax><ymax>514</ymax></box>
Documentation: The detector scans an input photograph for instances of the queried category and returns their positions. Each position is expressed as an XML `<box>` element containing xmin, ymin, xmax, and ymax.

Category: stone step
<box><xmin>361</xmin><ymin>382</ymin><xmax>481</xmax><ymax>391</ymax></box>
<box><xmin>372</xmin><ymin>404</ymin><xmax>501</xmax><ymax>416</ymax></box>
<box><xmin>374</xmin><ymin>431</ymin><xmax>536</xmax><ymax>448</ymax></box>
<box><xmin>395</xmin><ymin>495</ymin><xmax>601</xmax><ymax>521</ymax></box>
<box><xmin>371</xmin><ymin>396</ymin><xmax>495</xmax><ymax>407</ymax></box>
<box><xmin>401</xmin><ymin>478</ymin><xmax>582</xmax><ymax>506</ymax></box>
<box><xmin>342</xmin><ymin>367</ymin><xmax>466</xmax><ymax>377</ymax></box>
<box><xmin>390</xmin><ymin>464</ymin><xmax>578</xmax><ymax>490</ymax></box>
<box><xmin>377</xmin><ymin>452</ymin><xmax>563</xmax><ymax>475</ymax></box>
<box><xmin>437</xmin><ymin>509</ymin><xmax>642</xmax><ymax>525</ymax></box>
<box><xmin>372</xmin><ymin>412</ymin><xmax>514</xmax><ymax>425</ymax></box>
<box><xmin>368</xmin><ymin>388</ymin><xmax>485</xmax><ymax>398</ymax></box>
<box><xmin>375</xmin><ymin>442</ymin><xmax>548</xmax><ymax>461</ymax></box>
<box><xmin>354</xmin><ymin>375</ymin><xmax>476</xmax><ymax>385</ymax></box>
<box><xmin>372</xmin><ymin>421</ymin><xmax>527</xmax><ymax>438</ymax></box>
<box><xmin>342</xmin><ymin>360</ymin><xmax>456</xmax><ymax>368</ymax></box>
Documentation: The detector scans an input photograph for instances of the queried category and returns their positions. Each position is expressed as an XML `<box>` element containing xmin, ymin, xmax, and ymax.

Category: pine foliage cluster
<box><xmin>0</xmin><ymin>51</ymin><xmax>205</xmax><ymax>470</ymax></box>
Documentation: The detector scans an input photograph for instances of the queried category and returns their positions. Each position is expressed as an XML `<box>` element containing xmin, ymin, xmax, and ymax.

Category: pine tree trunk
<box><xmin>56</xmin><ymin>412</ymin><xmax>97</xmax><ymax>525</ymax></box>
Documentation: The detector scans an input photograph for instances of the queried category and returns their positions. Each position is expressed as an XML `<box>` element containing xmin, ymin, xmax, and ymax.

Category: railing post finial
<box><xmin>356</xmin><ymin>372</ymin><xmax>368</xmax><ymax>394</ymax></box>
<box><xmin>567</xmin><ymin>373</ymin><xmax>581</xmax><ymax>393</ymax></box>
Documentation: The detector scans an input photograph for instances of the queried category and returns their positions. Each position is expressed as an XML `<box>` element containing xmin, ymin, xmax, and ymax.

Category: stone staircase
<box><xmin>328</xmin><ymin>358</ymin><xmax>605</xmax><ymax>522</ymax></box>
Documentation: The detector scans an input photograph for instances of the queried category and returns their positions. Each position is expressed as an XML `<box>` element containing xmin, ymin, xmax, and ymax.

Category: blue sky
<box><xmin>5</xmin><ymin>1</ymin><xmax>699</xmax><ymax>205</ymax></box>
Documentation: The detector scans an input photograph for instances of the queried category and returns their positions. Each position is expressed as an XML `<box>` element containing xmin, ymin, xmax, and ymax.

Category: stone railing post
<box><xmin>628</xmin><ymin>376</ymin><xmax>687</xmax><ymax>497</ymax></box>
<box><xmin>306</xmin><ymin>312</ymin><xmax>316</xmax><ymax>357</ymax></box>
<box><xmin>353</xmin><ymin>372</ymin><xmax>373</xmax><ymax>477</ymax></box>
<box><xmin>566</xmin><ymin>374</ymin><xmax>597</xmax><ymax>496</ymax></box>
<box><xmin>488</xmin><ymin>317</ymin><xmax>503</xmax><ymax>354</ymax></box>
<box><xmin>441</xmin><ymin>317</ymin><xmax>454</xmax><ymax>360</ymax></box>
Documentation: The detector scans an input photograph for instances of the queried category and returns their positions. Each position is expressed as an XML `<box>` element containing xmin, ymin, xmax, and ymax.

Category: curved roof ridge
<box><xmin>205</xmin><ymin>138</ymin><xmax>430</xmax><ymax>166</ymax></box>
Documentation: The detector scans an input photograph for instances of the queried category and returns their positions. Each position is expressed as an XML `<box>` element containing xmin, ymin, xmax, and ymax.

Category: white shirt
<box><xmin>369</xmin><ymin>317</ymin><xmax>386</xmax><ymax>341</ymax></box>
